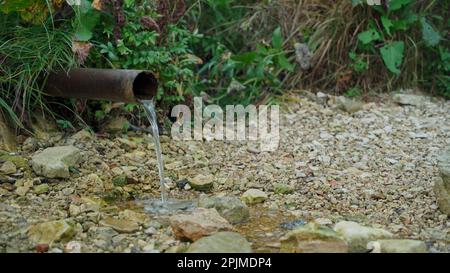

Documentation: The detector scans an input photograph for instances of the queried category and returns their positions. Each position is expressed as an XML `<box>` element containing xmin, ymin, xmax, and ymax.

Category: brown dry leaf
<box><xmin>91</xmin><ymin>0</ymin><xmax>103</xmax><ymax>11</ymax></box>
<box><xmin>72</xmin><ymin>41</ymin><xmax>93</xmax><ymax>64</ymax></box>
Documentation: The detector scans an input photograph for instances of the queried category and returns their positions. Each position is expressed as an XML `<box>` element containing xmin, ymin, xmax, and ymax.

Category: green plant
<box><xmin>352</xmin><ymin>0</ymin><xmax>448</xmax><ymax>95</ymax></box>
<box><xmin>0</xmin><ymin>3</ymin><xmax>76</xmax><ymax>128</ymax></box>
<box><xmin>197</xmin><ymin>26</ymin><xmax>294</xmax><ymax>105</ymax></box>
<box><xmin>344</xmin><ymin>86</ymin><xmax>363</xmax><ymax>98</ymax></box>
<box><xmin>89</xmin><ymin>0</ymin><xmax>202</xmax><ymax>105</ymax></box>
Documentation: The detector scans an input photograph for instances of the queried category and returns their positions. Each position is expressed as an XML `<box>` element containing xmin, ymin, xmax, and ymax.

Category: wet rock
<box><xmin>0</xmin><ymin>161</ymin><xmax>16</xmax><ymax>174</ymax></box>
<box><xmin>169</xmin><ymin>208</ymin><xmax>233</xmax><ymax>241</ymax></box>
<box><xmin>241</xmin><ymin>189</ymin><xmax>267</xmax><ymax>204</ymax></box>
<box><xmin>187</xmin><ymin>232</ymin><xmax>252</xmax><ymax>253</ymax></box>
<box><xmin>33</xmin><ymin>184</ymin><xmax>50</xmax><ymax>194</ymax></box>
<box><xmin>334</xmin><ymin>221</ymin><xmax>393</xmax><ymax>252</ymax></box>
<box><xmin>100</xmin><ymin>216</ymin><xmax>140</xmax><ymax>233</ymax></box>
<box><xmin>336</xmin><ymin>96</ymin><xmax>364</xmax><ymax>113</ymax></box>
<box><xmin>367</xmin><ymin>239</ymin><xmax>427</xmax><ymax>253</ymax></box>
<box><xmin>30</xmin><ymin>146</ymin><xmax>81</xmax><ymax>178</ymax></box>
<box><xmin>189</xmin><ymin>174</ymin><xmax>214</xmax><ymax>191</ymax></box>
<box><xmin>280</xmin><ymin>222</ymin><xmax>348</xmax><ymax>253</ymax></box>
<box><xmin>392</xmin><ymin>93</ymin><xmax>428</xmax><ymax>106</ymax></box>
<box><xmin>279</xmin><ymin>219</ymin><xmax>307</xmax><ymax>230</ymax></box>
<box><xmin>273</xmin><ymin>183</ymin><xmax>294</xmax><ymax>194</ymax></box>
<box><xmin>198</xmin><ymin>195</ymin><xmax>250</xmax><ymax>224</ymax></box>
<box><xmin>27</xmin><ymin>220</ymin><xmax>76</xmax><ymax>245</ymax></box>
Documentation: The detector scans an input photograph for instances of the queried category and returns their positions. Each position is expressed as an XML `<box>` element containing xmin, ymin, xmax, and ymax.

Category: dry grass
<box><xmin>243</xmin><ymin>0</ymin><xmax>444</xmax><ymax>95</ymax></box>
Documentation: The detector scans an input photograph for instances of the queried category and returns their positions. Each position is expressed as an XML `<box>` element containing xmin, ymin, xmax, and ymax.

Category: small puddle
<box><xmin>235</xmin><ymin>206</ymin><xmax>300</xmax><ymax>253</ymax></box>
<box><xmin>139</xmin><ymin>198</ymin><xmax>196</xmax><ymax>215</ymax></box>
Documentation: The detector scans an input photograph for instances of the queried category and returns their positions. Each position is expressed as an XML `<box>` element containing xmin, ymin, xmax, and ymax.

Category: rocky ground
<box><xmin>0</xmin><ymin>91</ymin><xmax>449</xmax><ymax>253</ymax></box>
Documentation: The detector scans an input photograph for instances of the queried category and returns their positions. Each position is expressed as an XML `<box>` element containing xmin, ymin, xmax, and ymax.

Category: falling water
<box><xmin>140</xmin><ymin>99</ymin><xmax>167</xmax><ymax>202</ymax></box>
<box><xmin>139</xmin><ymin>99</ymin><xmax>196</xmax><ymax>214</ymax></box>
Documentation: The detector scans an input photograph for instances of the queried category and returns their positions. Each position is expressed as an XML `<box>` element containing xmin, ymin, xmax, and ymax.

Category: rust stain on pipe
<box><xmin>44</xmin><ymin>68</ymin><xmax>158</xmax><ymax>102</ymax></box>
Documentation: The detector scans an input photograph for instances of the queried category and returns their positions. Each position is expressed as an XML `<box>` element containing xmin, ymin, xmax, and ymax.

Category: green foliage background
<box><xmin>0</xmin><ymin>0</ymin><xmax>448</xmax><ymax>133</ymax></box>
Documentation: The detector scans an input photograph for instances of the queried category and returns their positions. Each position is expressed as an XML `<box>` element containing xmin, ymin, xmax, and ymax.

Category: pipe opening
<box><xmin>133</xmin><ymin>72</ymin><xmax>158</xmax><ymax>100</ymax></box>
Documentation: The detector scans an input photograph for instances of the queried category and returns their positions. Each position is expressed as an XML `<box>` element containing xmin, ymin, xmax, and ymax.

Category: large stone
<box><xmin>99</xmin><ymin>216</ymin><xmax>140</xmax><ymax>233</ymax></box>
<box><xmin>189</xmin><ymin>174</ymin><xmax>214</xmax><ymax>191</ymax></box>
<box><xmin>392</xmin><ymin>93</ymin><xmax>428</xmax><ymax>106</ymax></box>
<box><xmin>280</xmin><ymin>223</ymin><xmax>348</xmax><ymax>253</ymax></box>
<box><xmin>336</xmin><ymin>96</ymin><xmax>364</xmax><ymax>113</ymax></box>
<box><xmin>434</xmin><ymin>177</ymin><xmax>450</xmax><ymax>215</ymax></box>
<box><xmin>367</xmin><ymin>239</ymin><xmax>427</xmax><ymax>253</ymax></box>
<box><xmin>334</xmin><ymin>221</ymin><xmax>393</xmax><ymax>252</ymax></box>
<box><xmin>0</xmin><ymin>153</ymin><xmax>27</xmax><ymax>169</ymax></box>
<box><xmin>169</xmin><ymin>208</ymin><xmax>233</xmax><ymax>241</ymax></box>
<box><xmin>101</xmin><ymin>116</ymin><xmax>129</xmax><ymax>133</ymax></box>
<box><xmin>27</xmin><ymin>220</ymin><xmax>76</xmax><ymax>245</ymax></box>
<box><xmin>30</xmin><ymin>146</ymin><xmax>81</xmax><ymax>178</ymax></box>
<box><xmin>437</xmin><ymin>149</ymin><xmax>450</xmax><ymax>190</ymax></box>
<box><xmin>241</xmin><ymin>189</ymin><xmax>267</xmax><ymax>204</ymax></box>
<box><xmin>0</xmin><ymin>161</ymin><xmax>16</xmax><ymax>174</ymax></box>
<box><xmin>198</xmin><ymin>195</ymin><xmax>250</xmax><ymax>224</ymax></box>
<box><xmin>187</xmin><ymin>232</ymin><xmax>252</xmax><ymax>253</ymax></box>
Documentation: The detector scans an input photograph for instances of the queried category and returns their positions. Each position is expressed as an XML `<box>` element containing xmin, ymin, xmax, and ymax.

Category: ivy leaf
<box><xmin>358</xmin><ymin>29</ymin><xmax>381</xmax><ymax>44</ymax></box>
<box><xmin>421</xmin><ymin>18</ymin><xmax>441</xmax><ymax>47</ymax></box>
<box><xmin>381</xmin><ymin>16</ymin><xmax>393</xmax><ymax>36</ymax></box>
<box><xmin>272</xmin><ymin>27</ymin><xmax>283</xmax><ymax>49</ymax></box>
<box><xmin>380</xmin><ymin>41</ymin><xmax>404</xmax><ymax>75</ymax></box>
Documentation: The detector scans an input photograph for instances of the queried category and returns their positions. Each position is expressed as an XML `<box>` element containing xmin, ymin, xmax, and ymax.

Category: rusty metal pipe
<box><xmin>44</xmin><ymin>68</ymin><xmax>158</xmax><ymax>102</ymax></box>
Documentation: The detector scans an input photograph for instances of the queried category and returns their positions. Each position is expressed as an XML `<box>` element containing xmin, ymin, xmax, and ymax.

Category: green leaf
<box><xmin>231</xmin><ymin>51</ymin><xmax>258</xmax><ymax>64</ymax></box>
<box><xmin>272</xmin><ymin>27</ymin><xmax>283</xmax><ymax>49</ymax></box>
<box><xmin>381</xmin><ymin>16</ymin><xmax>393</xmax><ymax>36</ymax></box>
<box><xmin>358</xmin><ymin>29</ymin><xmax>381</xmax><ymax>44</ymax></box>
<box><xmin>421</xmin><ymin>18</ymin><xmax>441</xmax><ymax>47</ymax></box>
<box><xmin>389</xmin><ymin>0</ymin><xmax>413</xmax><ymax>11</ymax></box>
<box><xmin>380</xmin><ymin>41</ymin><xmax>404</xmax><ymax>75</ymax></box>
<box><xmin>278</xmin><ymin>54</ymin><xmax>294</xmax><ymax>72</ymax></box>
<box><xmin>73</xmin><ymin>0</ymin><xmax>101</xmax><ymax>41</ymax></box>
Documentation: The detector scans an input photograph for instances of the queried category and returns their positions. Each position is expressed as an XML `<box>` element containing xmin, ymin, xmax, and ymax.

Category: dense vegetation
<box><xmin>0</xmin><ymin>0</ymin><xmax>448</xmax><ymax>133</ymax></box>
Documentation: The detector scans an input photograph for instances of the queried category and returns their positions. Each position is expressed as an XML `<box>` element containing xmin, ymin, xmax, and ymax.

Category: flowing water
<box><xmin>140</xmin><ymin>99</ymin><xmax>195</xmax><ymax>214</ymax></box>
<box><xmin>140</xmin><ymin>99</ymin><xmax>167</xmax><ymax>202</ymax></box>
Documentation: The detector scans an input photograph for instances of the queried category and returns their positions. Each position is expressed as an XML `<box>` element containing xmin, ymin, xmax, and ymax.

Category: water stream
<box><xmin>140</xmin><ymin>99</ymin><xmax>167</xmax><ymax>202</ymax></box>
<box><xmin>140</xmin><ymin>99</ymin><xmax>196</xmax><ymax>214</ymax></box>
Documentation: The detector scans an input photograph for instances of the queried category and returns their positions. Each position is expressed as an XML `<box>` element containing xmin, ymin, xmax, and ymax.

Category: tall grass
<box><xmin>0</xmin><ymin>13</ymin><xmax>76</xmax><ymax>130</ymax></box>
